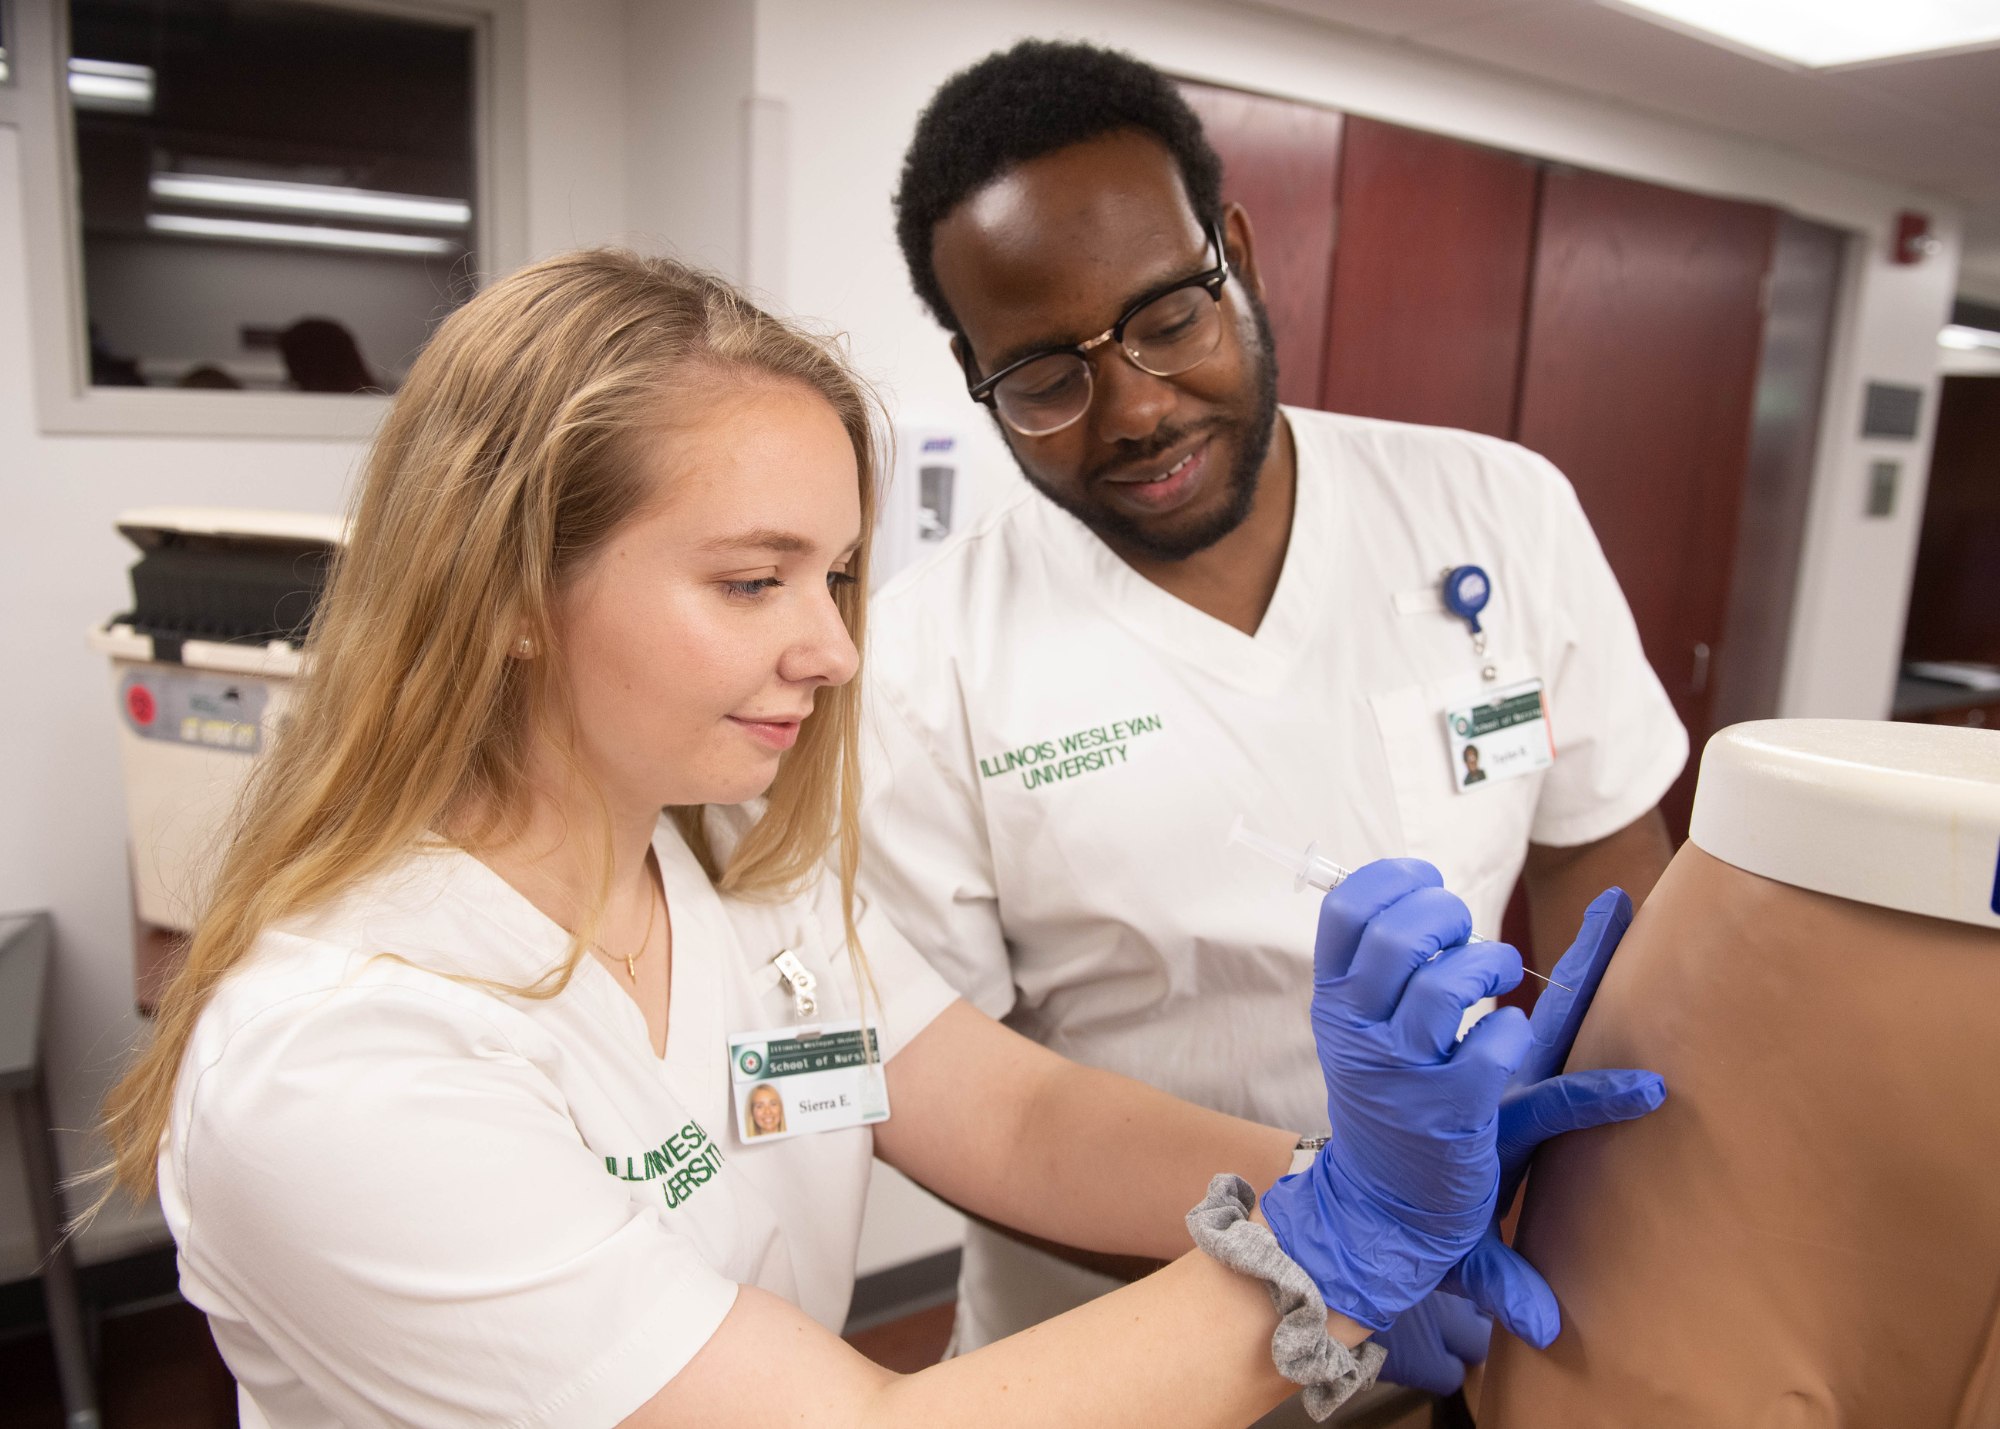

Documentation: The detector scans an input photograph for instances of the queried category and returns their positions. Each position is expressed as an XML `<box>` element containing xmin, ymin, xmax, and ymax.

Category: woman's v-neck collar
<box><xmin>1027</xmin><ymin>409</ymin><xmax>1333</xmax><ymax>694</ymax></box>
<box><xmin>440</xmin><ymin>818</ymin><xmax>724</xmax><ymax>1075</ymax></box>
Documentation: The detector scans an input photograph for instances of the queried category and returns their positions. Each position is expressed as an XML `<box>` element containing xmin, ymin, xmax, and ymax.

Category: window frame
<box><xmin>8</xmin><ymin>0</ymin><xmax>525</xmax><ymax>439</ymax></box>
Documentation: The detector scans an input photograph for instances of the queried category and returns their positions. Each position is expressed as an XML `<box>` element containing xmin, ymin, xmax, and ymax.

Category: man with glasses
<box><xmin>861</xmin><ymin>40</ymin><xmax>1686</xmax><ymax>1421</ymax></box>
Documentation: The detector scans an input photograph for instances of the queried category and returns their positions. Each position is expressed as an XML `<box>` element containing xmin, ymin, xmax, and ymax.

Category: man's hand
<box><xmin>1375</xmin><ymin>1288</ymin><xmax>1491</xmax><ymax>1394</ymax></box>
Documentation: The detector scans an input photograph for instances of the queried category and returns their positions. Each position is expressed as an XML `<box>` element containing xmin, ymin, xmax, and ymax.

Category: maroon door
<box><xmin>1322</xmin><ymin>117</ymin><xmax>1541</xmax><ymax>438</ymax></box>
<box><xmin>1178</xmin><ymin>81</ymin><xmax>1343</xmax><ymax>408</ymax></box>
<box><xmin>1515</xmin><ymin>168</ymin><xmax>1776</xmax><ymax>832</ymax></box>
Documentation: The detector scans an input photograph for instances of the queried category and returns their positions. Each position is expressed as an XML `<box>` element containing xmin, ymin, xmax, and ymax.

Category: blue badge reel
<box><xmin>1443</xmin><ymin>564</ymin><xmax>1491</xmax><ymax>636</ymax></box>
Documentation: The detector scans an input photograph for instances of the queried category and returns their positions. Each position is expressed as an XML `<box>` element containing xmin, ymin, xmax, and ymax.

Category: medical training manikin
<box><xmin>1479</xmin><ymin>719</ymin><xmax>2000</xmax><ymax>1428</ymax></box>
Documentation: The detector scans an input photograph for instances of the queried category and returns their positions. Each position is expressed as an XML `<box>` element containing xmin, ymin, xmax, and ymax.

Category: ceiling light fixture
<box><xmin>68</xmin><ymin>57</ymin><xmax>156</xmax><ymax>112</ymax></box>
<box><xmin>1939</xmin><ymin>324</ymin><xmax>2000</xmax><ymax>351</ymax></box>
<box><xmin>150</xmin><ymin>173</ymin><xmax>471</xmax><ymax>228</ymax></box>
<box><xmin>146</xmin><ymin>213</ymin><xmax>458</xmax><ymax>256</ymax></box>
<box><xmin>1597</xmin><ymin>0</ymin><xmax>2000</xmax><ymax>69</ymax></box>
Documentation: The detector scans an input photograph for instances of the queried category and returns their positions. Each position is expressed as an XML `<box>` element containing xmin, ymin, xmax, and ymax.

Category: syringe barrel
<box><xmin>1296</xmin><ymin>842</ymin><xmax>1352</xmax><ymax>893</ymax></box>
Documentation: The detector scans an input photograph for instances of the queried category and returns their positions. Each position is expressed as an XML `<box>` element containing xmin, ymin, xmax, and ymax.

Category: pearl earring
<box><xmin>514</xmin><ymin>636</ymin><xmax>536</xmax><ymax>658</ymax></box>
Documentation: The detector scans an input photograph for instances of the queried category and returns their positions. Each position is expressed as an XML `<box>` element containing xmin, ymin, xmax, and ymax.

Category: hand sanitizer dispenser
<box><xmin>873</xmin><ymin>423</ymin><xmax>962</xmax><ymax>588</ymax></box>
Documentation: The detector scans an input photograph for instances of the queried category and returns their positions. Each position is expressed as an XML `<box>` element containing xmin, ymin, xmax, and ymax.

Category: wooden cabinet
<box><xmin>1322</xmin><ymin>117</ymin><xmax>1540</xmax><ymax>438</ymax></box>
<box><xmin>1178</xmin><ymin>82</ymin><xmax>1343</xmax><ymax>409</ymax></box>
<box><xmin>1514</xmin><ymin>167</ymin><xmax>1777</xmax><ymax>830</ymax></box>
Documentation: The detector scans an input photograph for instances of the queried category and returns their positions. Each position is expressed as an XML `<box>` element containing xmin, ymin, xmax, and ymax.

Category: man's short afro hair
<box><xmin>893</xmin><ymin>39</ymin><xmax>1225</xmax><ymax>334</ymax></box>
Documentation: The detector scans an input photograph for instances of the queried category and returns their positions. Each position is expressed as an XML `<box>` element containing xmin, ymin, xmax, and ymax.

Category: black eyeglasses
<box><xmin>961</xmin><ymin>224</ymin><xmax>1231</xmax><ymax>437</ymax></box>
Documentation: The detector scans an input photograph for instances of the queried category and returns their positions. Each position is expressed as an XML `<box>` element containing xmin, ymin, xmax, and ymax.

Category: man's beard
<box><xmin>1014</xmin><ymin>291</ymin><xmax>1281</xmax><ymax>563</ymax></box>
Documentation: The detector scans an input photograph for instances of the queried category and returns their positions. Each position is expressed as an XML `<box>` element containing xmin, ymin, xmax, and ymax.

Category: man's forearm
<box><xmin>1005</xmin><ymin>1058</ymin><xmax>1298</xmax><ymax>1263</ymax></box>
<box><xmin>1522</xmin><ymin>807</ymin><xmax>1673</xmax><ymax>968</ymax></box>
<box><xmin>878</xmin><ymin>1002</ymin><xmax>1299</xmax><ymax>1266</ymax></box>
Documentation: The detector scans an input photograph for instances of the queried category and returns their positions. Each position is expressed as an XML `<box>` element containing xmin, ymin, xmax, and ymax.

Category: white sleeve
<box><xmin>172</xmin><ymin>983</ymin><xmax>737</xmax><ymax>1429</ymax></box>
<box><xmin>851</xmin><ymin>887</ymin><xmax>965</xmax><ymax>1062</ymax></box>
<box><xmin>1528</xmin><ymin>468</ymin><xmax>1690</xmax><ymax>847</ymax></box>
<box><xmin>858</xmin><ymin>679</ymin><xmax>1017</xmax><ymax>1020</ymax></box>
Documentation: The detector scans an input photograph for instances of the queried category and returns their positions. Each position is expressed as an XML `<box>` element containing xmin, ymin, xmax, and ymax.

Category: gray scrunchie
<box><xmin>1185</xmin><ymin>1173</ymin><xmax>1387</xmax><ymax>1422</ymax></box>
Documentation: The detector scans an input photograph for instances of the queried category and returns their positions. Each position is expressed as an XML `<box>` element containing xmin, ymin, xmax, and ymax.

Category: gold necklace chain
<box><xmin>607</xmin><ymin>858</ymin><xmax>660</xmax><ymax>984</ymax></box>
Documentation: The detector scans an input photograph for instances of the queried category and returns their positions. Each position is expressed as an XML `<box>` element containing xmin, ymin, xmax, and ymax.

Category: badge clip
<box><xmin>1442</xmin><ymin>564</ymin><xmax>1498</xmax><ymax>679</ymax></box>
<box><xmin>769</xmin><ymin>949</ymin><xmax>820</xmax><ymax>1031</ymax></box>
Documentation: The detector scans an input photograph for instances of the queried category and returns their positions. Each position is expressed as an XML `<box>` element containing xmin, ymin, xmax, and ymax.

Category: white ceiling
<box><xmin>1240</xmin><ymin>0</ymin><xmax>2000</xmax><ymax>303</ymax></box>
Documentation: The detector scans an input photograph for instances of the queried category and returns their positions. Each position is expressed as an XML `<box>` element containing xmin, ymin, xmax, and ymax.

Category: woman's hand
<box><xmin>1261</xmin><ymin>859</ymin><xmax>1532</xmax><ymax>1331</ymax></box>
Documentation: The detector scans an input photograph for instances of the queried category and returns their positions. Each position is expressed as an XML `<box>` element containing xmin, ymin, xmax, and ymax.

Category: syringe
<box><xmin>1228</xmin><ymin>816</ymin><xmax>1572</xmax><ymax>992</ymax></box>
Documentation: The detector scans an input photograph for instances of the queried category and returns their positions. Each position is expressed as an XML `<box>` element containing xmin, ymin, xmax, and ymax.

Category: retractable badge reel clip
<box><xmin>1442</xmin><ymin>564</ymin><xmax>1498</xmax><ymax>680</ymax></box>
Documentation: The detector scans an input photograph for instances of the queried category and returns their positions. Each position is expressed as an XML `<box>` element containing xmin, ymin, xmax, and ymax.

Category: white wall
<box><xmin>624</xmin><ymin>0</ymin><xmax>754</xmax><ymax>279</ymax></box>
<box><xmin>746</xmin><ymin>0</ymin><xmax>1963</xmax><ymax>722</ymax></box>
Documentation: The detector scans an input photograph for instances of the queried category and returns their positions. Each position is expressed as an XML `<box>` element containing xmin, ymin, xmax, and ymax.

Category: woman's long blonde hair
<box><xmin>99</xmin><ymin>249</ymin><xmax>879</xmax><ymax>1202</ymax></box>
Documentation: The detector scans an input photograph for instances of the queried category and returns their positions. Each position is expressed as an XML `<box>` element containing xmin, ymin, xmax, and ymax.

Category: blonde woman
<box><xmin>98</xmin><ymin>250</ymin><xmax>1656</xmax><ymax>1427</ymax></box>
<box><xmin>745</xmin><ymin>1084</ymin><xmax>786</xmax><ymax>1138</ymax></box>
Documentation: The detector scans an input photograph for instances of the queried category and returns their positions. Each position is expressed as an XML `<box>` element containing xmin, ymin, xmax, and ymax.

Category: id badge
<box><xmin>728</xmin><ymin>1020</ymin><xmax>889</xmax><ymax>1144</ymax></box>
<box><xmin>1444</xmin><ymin>678</ymin><xmax>1554</xmax><ymax>792</ymax></box>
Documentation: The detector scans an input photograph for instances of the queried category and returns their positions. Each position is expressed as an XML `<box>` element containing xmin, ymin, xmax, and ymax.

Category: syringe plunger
<box><xmin>1226</xmin><ymin>816</ymin><xmax>1570</xmax><ymax>991</ymax></box>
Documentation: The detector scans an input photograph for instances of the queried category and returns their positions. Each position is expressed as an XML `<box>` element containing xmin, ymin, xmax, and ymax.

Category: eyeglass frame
<box><xmin>957</xmin><ymin>222</ymin><xmax>1232</xmax><ymax>428</ymax></box>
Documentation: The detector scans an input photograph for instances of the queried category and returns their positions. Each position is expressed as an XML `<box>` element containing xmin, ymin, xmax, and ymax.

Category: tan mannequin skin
<box><xmin>1482</xmin><ymin>843</ymin><xmax>2000</xmax><ymax>1426</ymax></box>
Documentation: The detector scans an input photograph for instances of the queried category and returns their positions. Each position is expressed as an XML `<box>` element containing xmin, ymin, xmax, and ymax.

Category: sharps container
<box><xmin>87</xmin><ymin>509</ymin><xmax>343</xmax><ymax>940</ymax></box>
<box><xmin>1480</xmin><ymin>719</ymin><xmax>2000</xmax><ymax>1428</ymax></box>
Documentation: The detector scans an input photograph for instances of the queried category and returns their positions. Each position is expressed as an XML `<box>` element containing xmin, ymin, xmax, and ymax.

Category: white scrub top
<box><xmin>160</xmin><ymin>810</ymin><xmax>958</xmax><ymax>1428</ymax></box>
<box><xmin>860</xmin><ymin>405</ymin><xmax>1687</xmax><ymax>1346</ymax></box>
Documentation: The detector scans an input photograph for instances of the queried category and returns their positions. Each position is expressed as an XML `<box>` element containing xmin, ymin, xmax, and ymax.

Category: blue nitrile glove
<box><xmin>1436</xmin><ymin>886</ymin><xmax>1667</xmax><ymax>1349</ymax></box>
<box><xmin>1376</xmin><ymin>1289</ymin><xmax>1491</xmax><ymax>1394</ymax></box>
<box><xmin>1262</xmin><ymin>859</ymin><xmax>1534</xmax><ymax>1332</ymax></box>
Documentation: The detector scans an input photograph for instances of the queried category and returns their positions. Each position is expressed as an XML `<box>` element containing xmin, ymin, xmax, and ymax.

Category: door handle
<box><xmin>1691</xmin><ymin>641</ymin><xmax>1712</xmax><ymax>697</ymax></box>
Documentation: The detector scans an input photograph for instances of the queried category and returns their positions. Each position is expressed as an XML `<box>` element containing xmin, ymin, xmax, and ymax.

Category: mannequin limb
<box><xmin>1480</xmin><ymin>845</ymin><xmax>2000</xmax><ymax>1427</ymax></box>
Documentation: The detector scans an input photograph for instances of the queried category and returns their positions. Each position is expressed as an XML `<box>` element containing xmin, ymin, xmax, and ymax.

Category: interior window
<box><xmin>67</xmin><ymin>0</ymin><xmax>475</xmax><ymax>394</ymax></box>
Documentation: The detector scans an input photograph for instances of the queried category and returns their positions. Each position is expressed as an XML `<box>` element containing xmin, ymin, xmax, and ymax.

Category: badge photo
<box><xmin>1443</xmin><ymin>678</ymin><xmax>1555</xmax><ymax>792</ymax></box>
<box><xmin>727</xmin><ymin>1020</ymin><xmax>889</xmax><ymax>1144</ymax></box>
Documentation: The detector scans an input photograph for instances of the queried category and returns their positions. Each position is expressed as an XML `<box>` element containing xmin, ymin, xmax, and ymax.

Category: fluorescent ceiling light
<box><xmin>1599</xmin><ymin>0</ymin><xmax>2000</xmax><ymax>68</ymax></box>
<box><xmin>1940</xmin><ymin>324</ymin><xmax>2000</xmax><ymax>351</ymax></box>
<box><xmin>146</xmin><ymin>213</ymin><xmax>458</xmax><ymax>256</ymax></box>
<box><xmin>151</xmin><ymin>173</ymin><xmax>471</xmax><ymax>228</ymax></box>
<box><xmin>68</xmin><ymin>58</ymin><xmax>156</xmax><ymax>112</ymax></box>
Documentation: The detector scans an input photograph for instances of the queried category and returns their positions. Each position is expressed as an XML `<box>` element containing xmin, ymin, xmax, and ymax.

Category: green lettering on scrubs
<box><xmin>604</xmin><ymin>1119</ymin><xmax>726</xmax><ymax>1212</ymax></box>
<box><xmin>978</xmin><ymin>713</ymin><xmax>1164</xmax><ymax>790</ymax></box>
